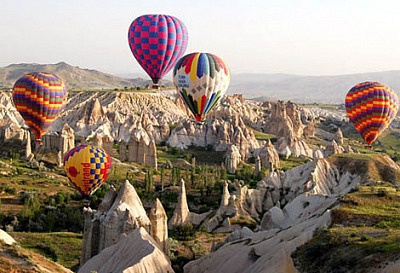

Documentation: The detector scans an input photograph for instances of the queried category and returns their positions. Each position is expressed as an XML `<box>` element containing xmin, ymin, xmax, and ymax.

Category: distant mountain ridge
<box><xmin>2</xmin><ymin>62</ymin><xmax>400</xmax><ymax>104</ymax></box>
<box><xmin>0</xmin><ymin>62</ymin><xmax>172</xmax><ymax>90</ymax></box>
<box><xmin>228</xmin><ymin>71</ymin><xmax>400</xmax><ymax>104</ymax></box>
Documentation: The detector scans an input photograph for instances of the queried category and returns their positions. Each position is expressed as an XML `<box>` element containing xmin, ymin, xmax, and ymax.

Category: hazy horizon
<box><xmin>2</xmin><ymin>0</ymin><xmax>400</xmax><ymax>78</ymax></box>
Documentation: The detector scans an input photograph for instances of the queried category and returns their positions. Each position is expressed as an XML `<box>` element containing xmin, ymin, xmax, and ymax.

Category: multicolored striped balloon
<box><xmin>12</xmin><ymin>72</ymin><xmax>67</xmax><ymax>141</ymax></box>
<box><xmin>64</xmin><ymin>144</ymin><xmax>112</xmax><ymax>199</ymax></box>
<box><xmin>173</xmin><ymin>52</ymin><xmax>230</xmax><ymax>122</ymax></box>
<box><xmin>128</xmin><ymin>14</ymin><xmax>188</xmax><ymax>85</ymax></box>
<box><xmin>345</xmin><ymin>81</ymin><xmax>399</xmax><ymax>145</ymax></box>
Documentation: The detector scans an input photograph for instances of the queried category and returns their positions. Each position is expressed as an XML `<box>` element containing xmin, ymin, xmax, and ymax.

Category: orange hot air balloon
<box><xmin>12</xmin><ymin>72</ymin><xmax>67</xmax><ymax>141</ymax></box>
<box><xmin>345</xmin><ymin>81</ymin><xmax>399</xmax><ymax>145</ymax></box>
<box><xmin>64</xmin><ymin>144</ymin><xmax>112</xmax><ymax>199</ymax></box>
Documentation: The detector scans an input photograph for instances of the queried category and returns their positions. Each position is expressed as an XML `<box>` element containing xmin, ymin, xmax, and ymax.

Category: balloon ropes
<box><xmin>173</xmin><ymin>52</ymin><xmax>230</xmax><ymax>122</ymax></box>
<box><xmin>64</xmin><ymin>144</ymin><xmax>112</xmax><ymax>200</ymax></box>
<box><xmin>12</xmin><ymin>72</ymin><xmax>67</xmax><ymax>143</ymax></box>
<box><xmin>128</xmin><ymin>14</ymin><xmax>188</xmax><ymax>87</ymax></box>
<box><xmin>345</xmin><ymin>81</ymin><xmax>399</xmax><ymax>145</ymax></box>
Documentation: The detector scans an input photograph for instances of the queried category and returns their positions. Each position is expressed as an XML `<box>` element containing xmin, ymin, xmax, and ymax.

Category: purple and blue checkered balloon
<box><xmin>128</xmin><ymin>14</ymin><xmax>188</xmax><ymax>85</ymax></box>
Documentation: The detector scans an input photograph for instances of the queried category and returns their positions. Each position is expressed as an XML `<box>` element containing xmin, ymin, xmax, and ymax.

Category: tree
<box><xmin>171</xmin><ymin>167</ymin><xmax>179</xmax><ymax>187</ymax></box>
<box><xmin>145</xmin><ymin>167</ymin><xmax>154</xmax><ymax>194</ymax></box>
<box><xmin>160</xmin><ymin>166</ymin><xmax>165</xmax><ymax>191</ymax></box>
<box><xmin>20</xmin><ymin>193</ymin><xmax>42</xmax><ymax>231</ymax></box>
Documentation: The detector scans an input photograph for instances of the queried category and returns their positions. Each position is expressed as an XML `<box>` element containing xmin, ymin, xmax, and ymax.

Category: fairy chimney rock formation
<box><xmin>149</xmin><ymin>198</ymin><xmax>168</xmax><ymax>254</ymax></box>
<box><xmin>224</xmin><ymin>144</ymin><xmax>242</xmax><ymax>174</ymax></box>
<box><xmin>80</xmin><ymin>181</ymin><xmax>151</xmax><ymax>266</ymax></box>
<box><xmin>266</xmin><ymin>101</ymin><xmax>307</xmax><ymax>157</ymax></box>
<box><xmin>255</xmin><ymin>155</ymin><xmax>261</xmax><ymax>176</ymax></box>
<box><xmin>78</xmin><ymin>227</ymin><xmax>175</xmax><ymax>273</ymax></box>
<box><xmin>217</xmin><ymin>181</ymin><xmax>236</xmax><ymax>218</ymax></box>
<box><xmin>221</xmin><ymin>180</ymin><xmax>230</xmax><ymax>208</ymax></box>
<box><xmin>2</xmin><ymin>123</ymin><xmax>25</xmax><ymax>142</ymax></box>
<box><xmin>254</xmin><ymin>140</ymin><xmax>280</xmax><ymax>172</ymax></box>
<box><xmin>92</xmin><ymin>134</ymin><xmax>114</xmax><ymax>157</ymax></box>
<box><xmin>168</xmin><ymin>178</ymin><xmax>190</xmax><ymax>229</ymax></box>
<box><xmin>41</xmin><ymin>123</ymin><xmax>75</xmax><ymax>155</ymax></box>
<box><xmin>325</xmin><ymin>139</ymin><xmax>344</xmax><ymax>157</ymax></box>
<box><xmin>25</xmin><ymin>129</ymin><xmax>32</xmax><ymax>158</ymax></box>
<box><xmin>166</xmin><ymin>117</ymin><xmax>260</xmax><ymax>160</ymax></box>
<box><xmin>303</xmin><ymin>121</ymin><xmax>315</xmax><ymax>138</ymax></box>
<box><xmin>334</xmin><ymin>128</ymin><xmax>344</xmax><ymax>145</ymax></box>
<box><xmin>60</xmin><ymin>123</ymin><xmax>75</xmax><ymax>155</ymax></box>
<box><xmin>119</xmin><ymin>127</ymin><xmax>157</xmax><ymax>168</ymax></box>
<box><xmin>88</xmin><ymin>98</ymin><xmax>104</xmax><ymax>124</ymax></box>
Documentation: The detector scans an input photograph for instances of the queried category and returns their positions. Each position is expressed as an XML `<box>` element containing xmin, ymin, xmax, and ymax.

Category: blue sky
<box><xmin>2</xmin><ymin>0</ymin><xmax>400</xmax><ymax>77</ymax></box>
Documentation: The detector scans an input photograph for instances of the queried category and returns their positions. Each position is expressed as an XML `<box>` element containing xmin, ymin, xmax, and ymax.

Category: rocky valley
<box><xmin>0</xmin><ymin>77</ymin><xmax>399</xmax><ymax>273</ymax></box>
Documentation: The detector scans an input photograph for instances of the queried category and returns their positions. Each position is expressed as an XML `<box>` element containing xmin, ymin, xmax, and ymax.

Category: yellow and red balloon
<box><xmin>64</xmin><ymin>144</ymin><xmax>112</xmax><ymax>198</ymax></box>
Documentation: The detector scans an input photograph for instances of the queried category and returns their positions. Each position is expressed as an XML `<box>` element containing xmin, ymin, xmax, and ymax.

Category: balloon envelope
<box><xmin>12</xmin><ymin>72</ymin><xmax>67</xmax><ymax>141</ymax></box>
<box><xmin>173</xmin><ymin>52</ymin><xmax>230</xmax><ymax>121</ymax></box>
<box><xmin>64</xmin><ymin>144</ymin><xmax>112</xmax><ymax>198</ymax></box>
<box><xmin>128</xmin><ymin>14</ymin><xmax>188</xmax><ymax>85</ymax></box>
<box><xmin>345</xmin><ymin>81</ymin><xmax>399</xmax><ymax>145</ymax></box>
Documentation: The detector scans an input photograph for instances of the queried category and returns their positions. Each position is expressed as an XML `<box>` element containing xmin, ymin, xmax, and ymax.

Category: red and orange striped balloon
<box><xmin>12</xmin><ymin>72</ymin><xmax>67</xmax><ymax>141</ymax></box>
<box><xmin>345</xmin><ymin>81</ymin><xmax>398</xmax><ymax>145</ymax></box>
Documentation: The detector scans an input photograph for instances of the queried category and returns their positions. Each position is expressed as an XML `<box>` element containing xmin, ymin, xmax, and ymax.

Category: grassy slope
<box><xmin>9</xmin><ymin>232</ymin><xmax>82</xmax><ymax>271</ymax></box>
<box><xmin>0</xmin><ymin>240</ymin><xmax>73</xmax><ymax>273</ymax></box>
<box><xmin>292</xmin><ymin>176</ymin><xmax>400</xmax><ymax>273</ymax></box>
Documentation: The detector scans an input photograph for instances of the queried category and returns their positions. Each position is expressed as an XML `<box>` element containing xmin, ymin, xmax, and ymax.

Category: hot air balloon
<box><xmin>12</xmin><ymin>72</ymin><xmax>67</xmax><ymax>142</ymax></box>
<box><xmin>173</xmin><ymin>52</ymin><xmax>230</xmax><ymax>122</ymax></box>
<box><xmin>128</xmin><ymin>14</ymin><xmax>188</xmax><ymax>86</ymax></box>
<box><xmin>345</xmin><ymin>81</ymin><xmax>399</xmax><ymax>145</ymax></box>
<box><xmin>64</xmin><ymin>144</ymin><xmax>112</xmax><ymax>199</ymax></box>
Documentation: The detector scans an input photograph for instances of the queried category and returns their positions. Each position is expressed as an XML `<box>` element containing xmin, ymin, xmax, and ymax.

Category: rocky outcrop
<box><xmin>185</xmin><ymin>197</ymin><xmax>333</xmax><ymax>273</ymax></box>
<box><xmin>0</xmin><ymin>91</ymin><xmax>346</xmax><ymax>164</ymax></box>
<box><xmin>266</xmin><ymin>101</ymin><xmax>303</xmax><ymax>142</ymax></box>
<box><xmin>168</xmin><ymin>179</ymin><xmax>190</xmax><ymax>229</ymax></box>
<box><xmin>209</xmin><ymin>94</ymin><xmax>262</xmax><ymax>125</ymax></box>
<box><xmin>253</xmin><ymin>140</ymin><xmax>280</xmax><ymax>172</ymax></box>
<box><xmin>80</xmin><ymin>181</ymin><xmax>151</xmax><ymax>265</ymax></box>
<box><xmin>205</xmin><ymin>181</ymin><xmax>236</xmax><ymax>232</ymax></box>
<box><xmin>119</xmin><ymin>126</ymin><xmax>157</xmax><ymax>168</ymax></box>
<box><xmin>224</xmin><ymin>144</ymin><xmax>241</xmax><ymax>174</ymax></box>
<box><xmin>371</xmin><ymin>259</ymin><xmax>400</xmax><ymax>273</ymax></box>
<box><xmin>183</xmin><ymin>157</ymin><xmax>366</xmax><ymax>273</ymax></box>
<box><xmin>0</xmin><ymin>91</ymin><xmax>25</xmax><ymax>141</ymax></box>
<box><xmin>41</xmin><ymin>123</ymin><xmax>75</xmax><ymax>155</ymax></box>
<box><xmin>78</xmin><ymin>227</ymin><xmax>174</xmax><ymax>273</ymax></box>
<box><xmin>167</xmin><ymin>116</ymin><xmax>260</xmax><ymax>160</ymax></box>
<box><xmin>50</xmin><ymin>91</ymin><xmax>186</xmax><ymax>142</ymax></box>
<box><xmin>59</xmin><ymin>124</ymin><xmax>75</xmax><ymax>154</ymax></box>
<box><xmin>149</xmin><ymin>198</ymin><xmax>168</xmax><ymax>254</ymax></box>
<box><xmin>324</xmin><ymin>139</ymin><xmax>344</xmax><ymax>157</ymax></box>
<box><xmin>303</xmin><ymin>121</ymin><xmax>315</xmax><ymax>138</ymax></box>
<box><xmin>196</xmin><ymin>155</ymin><xmax>363</xmax><ymax>232</ymax></box>
<box><xmin>92</xmin><ymin>134</ymin><xmax>114</xmax><ymax>157</ymax></box>
<box><xmin>168</xmin><ymin>178</ymin><xmax>212</xmax><ymax>230</ymax></box>
<box><xmin>334</xmin><ymin>127</ymin><xmax>344</xmax><ymax>145</ymax></box>
<box><xmin>0</xmin><ymin>229</ymin><xmax>16</xmax><ymax>245</ymax></box>
<box><xmin>1</xmin><ymin>123</ymin><xmax>25</xmax><ymax>142</ymax></box>
<box><xmin>264</xmin><ymin>101</ymin><xmax>314</xmax><ymax>158</ymax></box>
<box><xmin>0</xmin><ymin>90</ymin><xmax>354</xmax><ymax>167</ymax></box>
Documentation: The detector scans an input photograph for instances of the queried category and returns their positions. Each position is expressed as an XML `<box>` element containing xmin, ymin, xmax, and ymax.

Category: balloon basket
<box><xmin>83</xmin><ymin>199</ymin><xmax>90</xmax><ymax>208</ymax></box>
